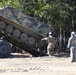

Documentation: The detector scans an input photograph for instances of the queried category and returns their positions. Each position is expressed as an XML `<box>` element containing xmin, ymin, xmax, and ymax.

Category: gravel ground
<box><xmin>0</xmin><ymin>53</ymin><xmax>76</xmax><ymax>75</ymax></box>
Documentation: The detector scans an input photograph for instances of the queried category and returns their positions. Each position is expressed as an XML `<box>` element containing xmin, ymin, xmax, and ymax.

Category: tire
<box><xmin>5</xmin><ymin>25</ymin><xmax>14</xmax><ymax>33</ymax></box>
<box><xmin>28</xmin><ymin>37</ymin><xmax>36</xmax><ymax>46</ymax></box>
<box><xmin>0</xmin><ymin>21</ymin><xmax>6</xmax><ymax>29</ymax></box>
<box><xmin>20</xmin><ymin>33</ymin><xmax>28</xmax><ymax>42</ymax></box>
<box><xmin>0</xmin><ymin>40</ymin><xmax>12</xmax><ymax>58</ymax></box>
<box><xmin>13</xmin><ymin>29</ymin><xmax>21</xmax><ymax>37</ymax></box>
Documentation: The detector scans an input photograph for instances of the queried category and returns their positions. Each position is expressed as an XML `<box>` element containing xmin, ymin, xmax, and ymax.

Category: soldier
<box><xmin>67</xmin><ymin>31</ymin><xmax>76</xmax><ymax>62</ymax></box>
<box><xmin>41</xmin><ymin>32</ymin><xmax>56</xmax><ymax>56</ymax></box>
<box><xmin>38</xmin><ymin>37</ymin><xmax>47</xmax><ymax>54</ymax></box>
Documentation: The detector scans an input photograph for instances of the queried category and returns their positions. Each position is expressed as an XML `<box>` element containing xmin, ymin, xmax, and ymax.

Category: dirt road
<box><xmin>0</xmin><ymin>53</ymin><xmax>76</xmax><ymax>75</ymax></box>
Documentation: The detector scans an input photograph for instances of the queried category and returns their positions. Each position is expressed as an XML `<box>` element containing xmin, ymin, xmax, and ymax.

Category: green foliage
<box><xmin>0</xmin><ymin>0</ymin><xmax>76</xmax><ymax>35</ymax></box>
<box><xmin>0</xmin><ymin>0</ymin><xmax>20</xmax><ymax>8</ymax></box>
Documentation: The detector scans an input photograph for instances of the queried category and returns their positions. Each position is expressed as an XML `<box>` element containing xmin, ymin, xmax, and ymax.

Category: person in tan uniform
<box><xmin>41</xmin><ymin>32</ymin><xmax>56</xmax><ymax>56</ymax></box>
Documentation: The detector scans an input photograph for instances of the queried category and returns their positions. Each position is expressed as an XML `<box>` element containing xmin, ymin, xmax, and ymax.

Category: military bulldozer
<box><xmin>0</xmin><ymin>6</ymin><xmax>53</xmax><ymax>58</ymax></box>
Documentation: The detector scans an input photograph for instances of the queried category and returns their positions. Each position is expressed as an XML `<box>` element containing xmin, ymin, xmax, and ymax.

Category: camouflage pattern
<box><xmin>0</xmin><ymin>6</ymin><xmax>53</xmax><ymax>37</ymax></box>
<box><xmin>47</xmin><ymin>37</ymin><xmax>56</xmax><ymax>56</ymax></box>
<box><xmin>39</xmin><ymin>35</ymin><xmax>56</xmax><ymax>56</ymax></box>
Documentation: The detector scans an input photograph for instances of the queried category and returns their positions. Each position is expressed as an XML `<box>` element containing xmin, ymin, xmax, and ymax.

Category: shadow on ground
<box><xmin>53</xmin><ymin>53</ymin><xmax>70</xmax><ymax>58</ymax></box>
<box><xmin>9</xmin><ymin>53</ymin><xmax>32</xmax><ymax>58</ymax></box>
<box><xmin>9</xmin><ymin>52</ymin><xmax>70</xmax><ymax>58</ymax></box>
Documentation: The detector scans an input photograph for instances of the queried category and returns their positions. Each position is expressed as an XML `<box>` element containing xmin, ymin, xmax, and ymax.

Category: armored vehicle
<box><xmin>0</xmin><ymin>6</ymin><xmax>53</xmax><ymax>57</ymax></box>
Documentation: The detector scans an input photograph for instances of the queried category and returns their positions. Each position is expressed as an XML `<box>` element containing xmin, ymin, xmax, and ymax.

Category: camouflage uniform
<box><xmin>67</xmin><ymin>31</ymin><xmax>76</xmax><ymax>62</ymax></box>
<box><xmin>40</xmin><ymin>32</ymin><xmax>56</xmax><ymax>56</ymax></box>
<box><xmin>47</xmin><ymin>36</ymin><xmax>56</xmax><ymax>56</ymax></box>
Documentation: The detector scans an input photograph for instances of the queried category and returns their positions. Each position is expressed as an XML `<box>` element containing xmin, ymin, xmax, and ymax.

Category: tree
<box><xmin>0</xmin><ymin>0</ymin><xmax>76</xmax><ymax>34</ymax></box>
